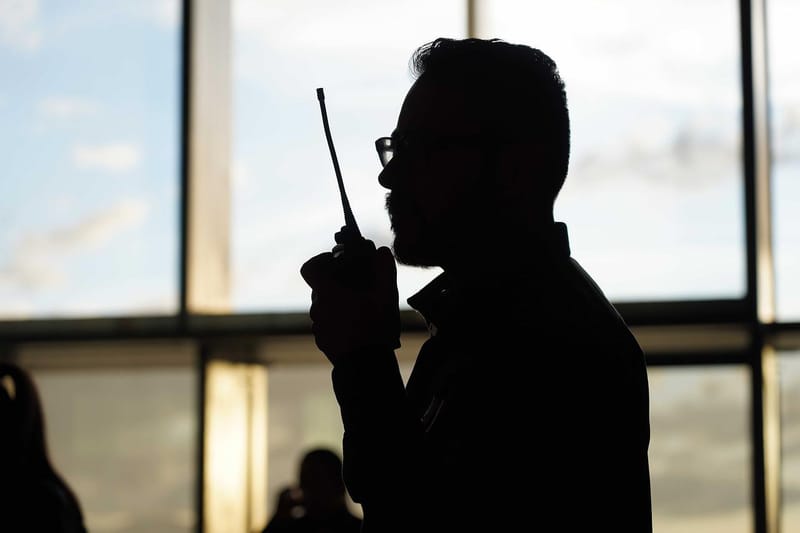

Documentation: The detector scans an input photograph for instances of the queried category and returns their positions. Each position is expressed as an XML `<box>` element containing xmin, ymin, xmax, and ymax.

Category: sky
<box><xmin>231</xmin><ymin>0</ymin><xmax>754</xmax><ymax>311</ymax></box>
<box><xmin>0</xmin><ymin>0</ymin><xmax>180</xmax><ymax>318</ymax></box>
<box><xmin>0</xmin><ymin>0</ymin><xmax>797</xmax><ymax>319</ymax></box>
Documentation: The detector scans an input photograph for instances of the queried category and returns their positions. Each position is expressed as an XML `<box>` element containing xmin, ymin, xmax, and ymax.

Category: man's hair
<box><xmin>300</xmin><ymin>448</ymin><xmax>345</xmax><ymax>494</ymax></box>
<box><xmin>410</xmin><ymin>38</ymin><xmax>570</xmax><ymax>203</ymax></box>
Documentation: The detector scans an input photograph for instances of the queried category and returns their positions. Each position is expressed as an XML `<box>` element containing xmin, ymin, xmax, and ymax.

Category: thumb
<box><xmin>374</xmin><ymin>246</ymin><xmax>397</xmax><ymax>287</ymax></box>
<box><xmin>300</xmin><ymin>252</ymin><xmax>334</xmax><ymax>289</ymax></box>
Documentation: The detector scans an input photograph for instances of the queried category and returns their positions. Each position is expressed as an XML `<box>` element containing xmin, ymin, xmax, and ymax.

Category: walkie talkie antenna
<box><xmin>316</xmin><ymin>88</ymin><xmax>362</xmax><ymax>238</ymax></box>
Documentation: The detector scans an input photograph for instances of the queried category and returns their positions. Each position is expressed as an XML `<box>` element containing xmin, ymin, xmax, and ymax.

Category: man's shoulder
<box><xmin>498</xmin><ymin>258</ymin><xmax>625</xmax><ymax>321</ymax></box>
<box><xmin>482</xmin><ymin>258</ymin><xmax>642</xmax><ymax>357</ymax></box>
<box><xmin>441</xmin><ymin>255</ymin><xmax>642</xmax><ymax>358</ymax></box>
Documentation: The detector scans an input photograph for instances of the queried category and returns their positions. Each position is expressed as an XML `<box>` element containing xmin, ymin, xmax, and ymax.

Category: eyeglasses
<box><xmin>375</xmin><ymin>136</ymin><xmax>395</xmax><ymax>167</ymax></box>
<box><xmin>374</xmin><ymin>132</ymin><xmax>492</xmax><ymax>168</ymax></box>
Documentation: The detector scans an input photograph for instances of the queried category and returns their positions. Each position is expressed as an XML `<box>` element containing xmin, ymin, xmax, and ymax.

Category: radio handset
<box><xmin>316</xmin><ymin>88</ymin><xmax>376</xmax><ymax>284</ymax></box>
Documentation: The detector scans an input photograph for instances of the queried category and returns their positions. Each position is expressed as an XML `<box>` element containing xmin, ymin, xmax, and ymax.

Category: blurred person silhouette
<box><xmin>0</xmin><ymin>362</ymin><xmax>87</xmax><ymax>532</ymax></box>
<box><xmin>301</xmin><ymin>38</ymin><xmax>651</xmax><ymax>532</ymax></box>
<box><xmin>263</xmin><ymin>447</ymin><xmax>361</xmax><ymax>533</ymax></box>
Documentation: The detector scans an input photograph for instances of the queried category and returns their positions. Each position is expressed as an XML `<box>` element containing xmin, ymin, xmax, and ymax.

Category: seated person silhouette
<box><xmin>301</xmin><ymin>38</ymin><xmax>652</xmax><ymax>532</ymax></box>
<box><xmin>0</xmin><ymin>362</ymin><xmax>87</xmax><ymax>533</ymax></box>
<box><xmin>263</xmin><ymin>448</ymin><xmax>361</xmax><ymax>533</ymax></box>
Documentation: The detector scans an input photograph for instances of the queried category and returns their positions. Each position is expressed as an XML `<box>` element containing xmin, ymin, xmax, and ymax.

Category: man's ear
<box><xmin>496</xmin><ymin>140</ymin><xmax>543</xmax><ymax>205</ymax></box>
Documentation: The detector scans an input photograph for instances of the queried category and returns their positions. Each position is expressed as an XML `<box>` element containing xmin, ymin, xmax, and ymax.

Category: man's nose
<box><xmin>378</xmin><ymin>162</ymin><xmax>395</xmax><ymax>190</ymax></box>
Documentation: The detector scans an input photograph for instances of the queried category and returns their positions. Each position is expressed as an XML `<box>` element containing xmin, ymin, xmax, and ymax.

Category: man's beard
<box><xmin>385</xmin><ymin>192</ymin><xmax>437</xmax><ymax>268</ymax></box>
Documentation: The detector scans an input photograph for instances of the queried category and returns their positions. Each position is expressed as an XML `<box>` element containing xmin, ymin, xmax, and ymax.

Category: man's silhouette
<box><xmin>263</xmin><ymin>448</ymin><xmax>361</xmax><ymax>533</ymax></box>
<box><xmin>1</xmin><ymin>363</ymin><xmax>87</xmax><ymax>533</ymax></box>
<box><xmin>301</xmin><ymin>38</ymin><xmax>652</xmax><ymax>532</ymax></box>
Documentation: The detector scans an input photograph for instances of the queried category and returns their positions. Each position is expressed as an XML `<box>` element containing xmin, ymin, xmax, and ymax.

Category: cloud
<box><xmin>134</xmin><ymin>0</ymin><xmax>179</xmax><ymax>29</ymax></box>
<box><xmin>646</xmin><ymin>367</ymin><xmax>800</xmax><ymax>516</ymax></box>
<box><xmin>232</xmin><ymin>159</ymin><xmax>252</xmax><ymax>189</ymax></box>
<box><xmin>0</xmin><ymin>199</ymin><xmax>149</xmax><ymax>290</ymax></box>
<box><xmin>570</xmin><ymin>122</ymin><xmax>739</xmax><ymax>189</ymax></box>
<box><xmin>45</xmin><ymin>199</ymin><xmax>148</xmax><ymax>248</ymax></box>
<box><xmin>0</xmin><ymin>0</ymin><xmax>41</xmax><ymax>50</ymax></box>
<box><xmin>0</xmin><ymin>298</ymin><xmax>33</xmax><ymax>319</ymax></box>
<box><xmin>649</xmin><ymin>381</ymin><xmax>751</xmax><ymax>516</ymax></box>
<box><xmin>73</xmin><ymin>142</ymin><xmax>141</xmax><ymax>173</ymax></box>
<box><xmin>39</xmin><ymin>96</ymin><xmax>97</xmax><ymax>119</ymax></box>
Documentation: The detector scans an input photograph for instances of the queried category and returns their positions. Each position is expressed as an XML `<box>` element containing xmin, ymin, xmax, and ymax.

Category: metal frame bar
<box><xmin>467</xmin><ymin>0</ymin><xmax>477</xmax><ymax>38</ymax></box>
<box><xmin>0</xmin><ymin>298</ymin><xmax>758</xmax><ymax>342</ymax></box>
<box><xmin>196</xmin><ymin>343</ymin><xmax>208</xmax><ymax>533</ymax></box>
<box><xmin>5</xmin><ymin>312</ymin><xmax>800</xmax><ymax>346</ymax></box>
<box><xmin>179</xmin><ymin>0</ymin><xmax>192</xmax><ymax>327</ymax></box>
<box><xmin>178</xmin><ymin>2</ymin><xmax>204</xmax><ymax>530</ymax></box>
<box><xmin>740</xmin><ymin>1</ymin><xmax>766</xmax><ymax>531</ymax></box>
<box><xmin>741</xmin><ymin>0</ymin><xmax>779</xmax><ymax>530</ymax></box>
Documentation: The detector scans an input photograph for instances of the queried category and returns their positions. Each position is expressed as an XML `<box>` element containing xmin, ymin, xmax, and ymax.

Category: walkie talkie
<box><xmin>316</xmin><ymin>88</ymin><xmax>376</xmax><ymax>283</ymax></box>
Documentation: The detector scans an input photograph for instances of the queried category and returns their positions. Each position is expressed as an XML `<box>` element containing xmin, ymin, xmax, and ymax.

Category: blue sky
<box><xmin>0</xmin><ymin>0</ymin><xmax>797</xmax><ymax>320</ymax></box>
<box><xmin>0</xmin><ymin>0</ymin><xmax>180</xmax><ymax>317</ymax></box>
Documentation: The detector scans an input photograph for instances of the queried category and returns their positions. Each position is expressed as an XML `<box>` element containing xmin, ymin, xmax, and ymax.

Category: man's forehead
<box><xmin>396</xmin><ymin>77</ymin><xmax>479</xmax><ymax>135</ymax></box>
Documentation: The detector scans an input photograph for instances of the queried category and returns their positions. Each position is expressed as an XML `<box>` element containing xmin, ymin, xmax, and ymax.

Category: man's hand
<box><xmin>273</xmin><ymin>486</ymin><xmax>303</xmax><ymax>521</ymax></box>
<box><xmin>300</xmin><ymin>245</ymin><xmax>400</xmax><ymax>363</ymax></box>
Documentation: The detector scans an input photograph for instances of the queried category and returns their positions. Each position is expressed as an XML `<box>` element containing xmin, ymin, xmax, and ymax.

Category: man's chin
<box><xmin>392</xmin><ymin>234</ymin><xmax>438</xmax><ymax>268</ymax></box>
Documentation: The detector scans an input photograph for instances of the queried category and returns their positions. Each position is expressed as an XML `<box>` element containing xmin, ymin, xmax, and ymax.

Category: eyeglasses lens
<box><xmin>375</xmin><ymin>137</ymin><xmax>393</xmax><ymax>167</ymax></box>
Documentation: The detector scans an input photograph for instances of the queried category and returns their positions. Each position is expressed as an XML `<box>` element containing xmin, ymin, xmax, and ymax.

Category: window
<box><xmin>231</xmin><ymin>0</ymin><xmax>465</xmax><ymax>311</ymax></box>
<box><xmin>265</xmin><ymin>364</ymin><xmax>351</xmax><ymax>518</ymax></box>
<box><xmin>768</xmin><ymin>0</ymin><xmax>800</xmax><ymax>321</ymax></box>
<box><xmin>0</xmin><ymin>1</ymin><xmax>182</xmax><ymax>318</ymax></box>
<box><xmin>479</xmin><ymin>0</ymin><xmax>745</xmax><ymax>302</ymax></box>
<box><xmin>262</xmin><ymin>335</ymin><xmax>417</xmax><ymax>522</ymax></box>
<box><xmin>17</xmin><ymin>341</ymin><xmax>197</xmax><ymax>532</ymax></box>
<box><xmin>780</xmin><ymin>352</ymin><xmax>800</xmax><ymax>531</ymax></box>
<box><xmin>649</xmin><ymin>366</ymin><xmax>751</xmax><ymax>533</ymax></box>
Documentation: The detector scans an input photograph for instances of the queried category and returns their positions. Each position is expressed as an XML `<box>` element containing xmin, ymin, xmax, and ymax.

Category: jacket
<box><xmin>331</xmin><ymin>223</ymin><xmax>652</xmax><ymax>532</ymax></box>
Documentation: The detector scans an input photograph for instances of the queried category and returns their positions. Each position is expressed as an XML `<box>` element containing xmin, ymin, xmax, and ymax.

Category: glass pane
<box><xmin>0</xmin><ymin>1</ymin><xmax>181</xmax><ymax>318</ymax></box>
<box><xmin>649</xmin><ymin>366</ymin><xmax>751</xmax><ymax>532</ymax></box>
<box><xmin>204</xmin><ymin>360</ymin><xmax>268</xmax><ymax>533</ymax></box>
<box><xmin>231</xmin><ymin>0</ymin><xmax>466</xmax><ymax>311</ymax></box>
<box><xmin>780</xmin><ymin>351</ymin><xmax>800</xmax><ymax>530</ymax></box>
<box><xmin>480</xmin><ymin>0</ymin><xmax>745</xmax><ymax>302</ymax></box>
<box><xmin>768</xmin><ymin>0</ymin><xmax>800</xmax><ymax>320</ymax></box>
<box><xmin>265</xmin><ymin>358</ymin><xmax>414</xmax><ymax>522</ymax></box>
<box><xmin>266</xmin><ymin>363</ymin><xmax>350</xmax><ymax>520</ymax></box>
<box><xmin>16</xmin><ymin>344</ymin><xmax>197</xmax><ymax>532</ymax></box>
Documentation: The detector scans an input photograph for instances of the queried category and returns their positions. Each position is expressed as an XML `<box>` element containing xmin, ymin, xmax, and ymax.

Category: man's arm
<box><xmin>331</xmin><ymin>348</ymin><xmax>424</xmax><ymax>509</ymax></box>
<box><xmin>301</xmin><ymin>246</ymin><xmax>426</xmax><ymax>529</ymax></box>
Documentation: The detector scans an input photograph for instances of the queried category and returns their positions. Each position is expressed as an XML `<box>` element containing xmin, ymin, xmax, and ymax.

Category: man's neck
<box><xmin>441</xmin><ymin>221</ymin><xmax>561</xmax><ymax>288</ymax></box>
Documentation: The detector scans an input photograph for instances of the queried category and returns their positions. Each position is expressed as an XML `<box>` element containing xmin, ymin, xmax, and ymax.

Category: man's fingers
<box><xmin>300</xmin><ymin>252</ymin><xmax>335</xmax><ymax>288</ymax></box>
<box><xmin>374</xmin><ymin>246</ymin><xmax>397</xmax><ymax>287</ymax></box>
<box><xmin>309</xmin><ymin>290</ymin><xmax>318</xmax><ymax>322</ymax></box>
